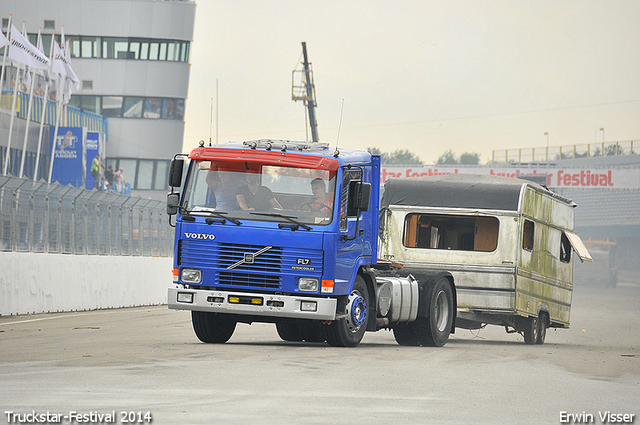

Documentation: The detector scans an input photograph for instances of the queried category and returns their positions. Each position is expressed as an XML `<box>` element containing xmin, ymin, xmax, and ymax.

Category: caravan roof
<box><xmin>381</xmin><ymin>174</ymin><xmax>572</xmax><ymax>211</ymax></box>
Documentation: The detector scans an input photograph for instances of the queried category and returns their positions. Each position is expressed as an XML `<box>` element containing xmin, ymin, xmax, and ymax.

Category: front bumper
<box><xmin>168</xmin><ymin>287</ymin><xmax>338</xmax><ymax>321</ymax></box>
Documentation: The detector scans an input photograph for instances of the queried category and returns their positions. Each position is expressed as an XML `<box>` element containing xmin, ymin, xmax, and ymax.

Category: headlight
<box><xmin>298</xmin><ymin>277</ymin><xmax>319</xmax><ymax>292</ymax></box>
<box><xmin>181</xmin><ymin>268</ymin><xmax>202</xmax><ymax>283</ymax></box>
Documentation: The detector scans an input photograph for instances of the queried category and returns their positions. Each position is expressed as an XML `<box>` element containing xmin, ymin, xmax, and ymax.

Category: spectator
<box><xmin>114</xmin><ymin>168</ymin><xmax>125</xmax><ymax>194</ymax></box>
<box><xmin>90</xmin><ymin>154</ymin><xmax>103</xmax><ymax>190</ymax></box>
<box><xmin>104</xmin><ymin>165</ymin><xmax>115</xmax><ymax>192</ymax></box>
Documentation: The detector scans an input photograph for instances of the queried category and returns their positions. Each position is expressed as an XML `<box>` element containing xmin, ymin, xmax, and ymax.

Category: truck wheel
<box><xmin>191</xmin><ymin>311</ymin><xmax>236</xmax><ymax>343</ymax></box>
<box><xmin>326</xmin><ymin>275</ymin><xmax>369</xmax><ymax>347</ymax></box>
<box><xmin>299</xmin><ymin>321</ymin><xmax>327</xmax><ymax>343</ymax></box>
<box><xmin>417</xmin><ymin>277</ymin><xmax>454</xmax><ymax>347</ymax></box>
<box><xmin>393</xmin><ymin>323</ymin><xmax>420</xmax><ymax>346</ymax></box>
<box><xmin>536</xmin><ymin>313</ymin><xmax>547</xmax><ymax>345</ymax></box>
<box><xmin>523</xmin><ymin>316</ymin><xmax>539</xmax><ymax>344</ymax></box>
<box><xmin>276</xmin><ymin>321</ymin><xmax>303</xmax><ymax>342</ymax></box>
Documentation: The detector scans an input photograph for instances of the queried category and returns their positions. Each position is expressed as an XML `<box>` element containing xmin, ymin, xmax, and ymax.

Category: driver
<box><xmin>307</xmin><ymin>178</ymin><xmax>333</xmax><ymax>214</ymax></box>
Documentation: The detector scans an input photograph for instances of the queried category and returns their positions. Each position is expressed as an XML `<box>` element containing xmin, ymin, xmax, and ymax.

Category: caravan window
<box><xmin>523</xmin><ymin>220</ymin><xmax>535</xmax><ymax>251</ymax></box>
<box><xmin>403</xmin><ymin>214</ymin><xmax>499</xmax><ymax>252</ymax></box>
<box><xmin>560</xmin><ymin>233</ymin><xmax>571</xmax><ymax>263</ymax></box>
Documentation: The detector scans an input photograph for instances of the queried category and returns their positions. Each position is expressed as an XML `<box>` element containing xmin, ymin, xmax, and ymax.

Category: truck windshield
<box><xmin>184</xmin><ymin>160</ymin><xmax>337</xmax><ymax>226</ymax></box>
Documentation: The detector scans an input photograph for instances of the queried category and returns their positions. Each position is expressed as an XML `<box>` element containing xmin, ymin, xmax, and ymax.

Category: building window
<box><xmin>44</xmin><ymin>20</ymin><xmax>55</xmax><ymax>30</ymax></box>
<box><xmin>81</xmin><ymin>96</ymin><xmax>100</xmax><ymax>114</ymax></box>
<box><xmin>81</xmin><ymin>36</ymin><xmax>100</xmax><ymax>58</ymax></box>
<box><xmin>148</xmin><ymin>42</ymin><xmax>159</xmax><ymax>60</ymax></box>
<box><xmin>102</xmin><ymin>96</ymin><xmax>123</xmax><ymax>117</ymax></box>
<box><xmin>143</xmin><ymin>98</ymin><xmax>162</xmax><ymax>119</ymax></box>
<box><xmin>136</xmin><ymin>160</ymin><xmax>155</xmax><ymax>190</ymax></box>
<box><xmin>108</xmin><ymin>158</ymin><xmax>170</xmax><ymax>191</ymax></box>
<box><xmin>155</xmin><ymin>161</ymin><xmax>170</xmax><ymax>190</ymax></box>
<box><xmin>82</xmin><ymin>80</ymin><xmax>93</xmax><ymax>89</ymax></box>
<box><xmin>123</xmin><ymin>97</ymin><xmax>143</xmax><ymax>118</ymax></box>
<box><xmin>70</xmin><ymin>95</ymin><xmax>186</xmax><ymax>121</ymax></box>
<box><xmin>27</xmin><ymin>33</ymin><xmax>191</xmax><ymax>62</ymax></box>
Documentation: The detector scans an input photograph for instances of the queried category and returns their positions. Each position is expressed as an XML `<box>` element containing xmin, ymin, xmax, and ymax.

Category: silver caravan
<box><xmin>378</xmin><ymin>174</ymin><xmax>591</xmax><ymax>344</ymax></box>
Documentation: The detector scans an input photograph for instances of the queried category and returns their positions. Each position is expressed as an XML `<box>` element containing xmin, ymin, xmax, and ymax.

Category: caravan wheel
<box><xmin>536</xmin><ymin>313</ymin><xmax>548</xmax><ymax>344</ymax></box>
<box><xmin>523</xmin><ymin>316</ymin><xmax>539</xmax><ymax>344</ymax></box>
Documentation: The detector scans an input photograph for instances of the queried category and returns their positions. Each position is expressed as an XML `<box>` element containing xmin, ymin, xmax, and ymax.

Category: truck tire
<box><xmin>393</xmin><ymin>277</ymin><xmax>454</xmax><ymax>347</ymax></box>
<box><xmin>523</xmin><ymin>316</ymin><xmax>539</xmax><ymax>345</ymax></box>
<box><xmin>326</xmin><ymin>275</ymin><xmax>369</xmax><ymax>347</ymax></box>
<box><xmin>276</xmin><ymin>321</ymin><xmax>303</xmax><ymax>342</ymax></box>
<box><xmin>393</xmin><ymin>323</ymin><xmax>420</xmax><ymax>346</ymax></box>
<box><xmin>536</xmin><ymin>313</ymin><xmax>547</xmax><ymax>345</ymax></box>
<box><xmin>298</xmin><ymin>321</ymin><xmax>327</xmax><ymax>343</ymax></box>
<box><xmin>417</xmin><ymin>277</ymin><xmax>454</xmax><ymax>347</ymax></box>
<box><xmin>191</xmin><ymin>311</ymin><xmax>236</xmax><ymax>343</ymax></box>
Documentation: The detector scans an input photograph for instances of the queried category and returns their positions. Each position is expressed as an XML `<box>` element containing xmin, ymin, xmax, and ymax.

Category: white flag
<box><xmin>36</xmin><ymin>32</ymin><xmax>51</xmax><ymax>86</ymax></box>
<box><xmin>52</xmin><ymin>41</ymin><xmax>79</xmax><ymax>85</ymax></box>
<box><xmin>0</xmin><ymin>30</ymin><xmax>9</xmax><ymax>49</ymax></box>
<box><xmin>8</xmin><ymin>24</ymin><xmax>50</xmax><ymax>70</ymax></box>
<box><xmin>23</xmin><ymin>66</ymin><xmax>32</xmax><ymax>90</ymax></box>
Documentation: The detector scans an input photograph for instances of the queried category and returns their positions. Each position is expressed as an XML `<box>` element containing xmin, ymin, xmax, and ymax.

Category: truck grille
<box><xmin>179</xmin><ymin>240</ymin><xmax>284</xmax><ymax>290</ymax></box>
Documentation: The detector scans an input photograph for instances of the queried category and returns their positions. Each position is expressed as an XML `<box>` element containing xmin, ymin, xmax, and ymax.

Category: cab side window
<box><xmin>340</xmin><ymin>169</ymin><xmax>362</xmax><ymax>231</ymax></box>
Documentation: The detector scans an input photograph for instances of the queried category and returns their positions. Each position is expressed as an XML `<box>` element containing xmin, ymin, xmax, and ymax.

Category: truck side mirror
<box><xmin>358</xmin><ymin>182</ymin><xmax>371</xmax><ymax>212</ymax></box>
<box><xmin>347</xmin><ymin>181</ymin><xmax>371</xmax><ymax>216</ymax></box>
<box><xmin>168</xmin><ymin>158</ymin><xmax>184</xmax><ymax>188</ymax></box>
<box><xmin>167</xmin><ymin>193</ymin><xmax>180</xmax><ymax>216</ymax></box>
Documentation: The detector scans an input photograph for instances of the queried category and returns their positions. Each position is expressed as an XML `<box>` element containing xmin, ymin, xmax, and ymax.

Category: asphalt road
<box><xmin>1</xmin><ymin>280</ymin><xmax>638</xmax><ymax>425</ymax></box>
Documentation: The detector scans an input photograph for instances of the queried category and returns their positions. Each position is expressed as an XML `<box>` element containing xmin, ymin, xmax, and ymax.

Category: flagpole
<box><xmin>19</xmin><ymin>27</ymin><xmax>42</xmax><ymax>178</ymax></box>
<box><xmin>48</xmin><ymin>76</ymin><xmax>62</xmax><ymax>183</ymax></box>
<box><xmin>0</xmin><ymin>14</ymin><xmax>11</xmax><ymax>96</ymax></box>
<box><xmin>4</xmin><ymin>22</ymin><xmax>27</xmax><ymax>176</ymax></box>
<box><xmin>34</xmin><ymin>33</ymin><xmax>55</xmax><ymax>181</ymax></box>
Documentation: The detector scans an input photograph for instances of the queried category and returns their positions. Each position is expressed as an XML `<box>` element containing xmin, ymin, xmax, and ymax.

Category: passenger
<box><xmin>206</xmin><ymin>168</ymin><xmax>245</xmax><ymax>211</ymax></box>
<box><xmin>303</xmin><ymin>178</ymin><xmax>333</xmax><ymax>213</ymax></box>
<box><xmin>236</xmin><ymin>173</ymin><xmax>283</xmax><ymax>211</ymax></box>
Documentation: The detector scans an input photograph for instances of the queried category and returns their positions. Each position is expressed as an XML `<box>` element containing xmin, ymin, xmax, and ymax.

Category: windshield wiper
<box><xmin>250</xmin><ymin>212</ymin><xmax>312</xmax><ymax>231</ymax></box>
<box><xmin>186</xmin><ymin>207</ymin><xmax>242</xmax><ymax>225</ymax></box>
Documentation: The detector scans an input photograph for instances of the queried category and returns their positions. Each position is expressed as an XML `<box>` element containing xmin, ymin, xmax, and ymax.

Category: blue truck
<box><xmin>166</xmin><ymin>139</ymin><xmax>456</xmax><ymax>347</ymax></box>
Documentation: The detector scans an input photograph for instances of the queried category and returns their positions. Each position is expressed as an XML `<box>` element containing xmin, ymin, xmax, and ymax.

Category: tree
<box><xmin>459</xmin><ymin>152</ymin><xmax>480</xmax><ymax>165</ymax></box>
<box><xmin>436</xmin><ymin>150</ymin><xmax>457</xmax><ymax>164</ymax></box>
<box><xmin>367</xmin><ymin>147</ymin><xmax>422</xmax><ymax>165</ymax></box>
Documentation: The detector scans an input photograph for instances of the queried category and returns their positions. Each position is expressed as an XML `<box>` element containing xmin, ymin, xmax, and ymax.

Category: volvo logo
<box><xmin>184</xmin><ymin>233</ymin><xmax>215</xmax><ymax>240</ymax></box>
<box><xmin>227</xmin><ymin>246</ymin><xmax>272</xmax><ymax>269</ymax></box>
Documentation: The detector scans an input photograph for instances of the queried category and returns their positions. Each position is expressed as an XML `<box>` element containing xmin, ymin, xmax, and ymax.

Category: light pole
<box><xmin>209</xmin><ymin>97</ymin><xmax>214</xmax><ymax>146</ymax></box>
<box><xmin>544</xmin><ymin>132</ymin><xmax>549</xmax><ymax>160</ymax></box>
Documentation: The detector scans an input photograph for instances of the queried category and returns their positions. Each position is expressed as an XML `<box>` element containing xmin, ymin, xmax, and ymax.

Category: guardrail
<box><xmin>0</xmin><ymin>176</ymin><xmax>173</xmax><ymax>256</ymax></box>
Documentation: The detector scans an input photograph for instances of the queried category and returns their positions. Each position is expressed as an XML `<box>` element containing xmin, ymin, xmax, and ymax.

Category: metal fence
<box><xmin>0</xmin><ymin>175</ymin><xmax>173</xmax><ymax>256</ymax></box>
<box><xmin>491</xmin><ymin>140</ymin><xmax>638</xmax><ymax>163</ymax></box>
<box><xmin>2</xmin><ymin>90</ymin><xmax>107</xmax><ymax>133</ymax></box>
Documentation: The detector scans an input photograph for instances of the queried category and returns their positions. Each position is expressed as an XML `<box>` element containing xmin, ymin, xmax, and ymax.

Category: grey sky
<box><xmin>183</xmin><ymin>0</ymin><xmax>640</xmax><ymax>164</ymax></box>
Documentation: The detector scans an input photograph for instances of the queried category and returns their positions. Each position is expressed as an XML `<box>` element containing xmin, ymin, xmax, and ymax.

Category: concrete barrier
<box><xmin>0</xmin><ymin>252</ymin><xmax>172</xmax><ymax>316</ymax></box>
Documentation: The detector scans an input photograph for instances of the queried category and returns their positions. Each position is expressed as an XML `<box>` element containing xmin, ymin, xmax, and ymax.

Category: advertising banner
<box><xmin>85</xmin><ymin>132</ymin><xmax>101</xmax><ymax>190</ymax></box>
<box><xmin>381</xmin><ymin>166</ymin><xmax>640</xmax><ymax>190</ymax></box>
<box><xmin>49</xmin><ymin>126</ymin><xmax>83</xmax><ymax>186</ymax></box>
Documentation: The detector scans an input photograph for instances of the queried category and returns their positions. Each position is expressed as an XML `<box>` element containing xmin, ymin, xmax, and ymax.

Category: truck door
<box><xmin>336</xmin><ymin>168</ymin><xmax>365</xmax><ymax>286</ymax></box>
